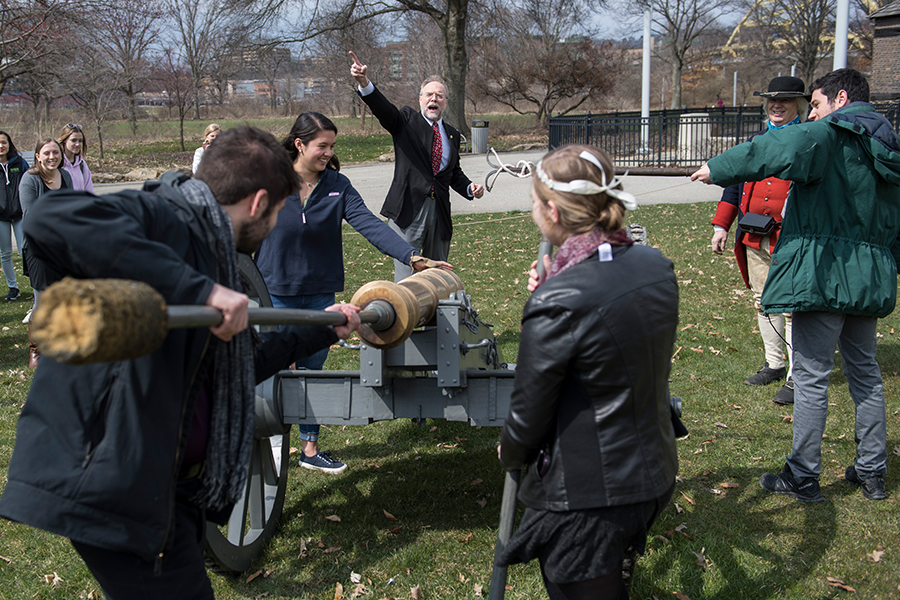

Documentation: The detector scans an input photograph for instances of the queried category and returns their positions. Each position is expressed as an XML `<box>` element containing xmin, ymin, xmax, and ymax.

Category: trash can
<box><xmin>471</xmin><ymin>120</ymin><xmax>489</xmax><ymax>154</ymax></box>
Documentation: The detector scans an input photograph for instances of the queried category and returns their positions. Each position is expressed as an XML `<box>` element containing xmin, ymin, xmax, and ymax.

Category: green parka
<box><xmin>708</xmin><ymin>102</ymin><xmax>900</xmax><ymax>317</ymax></box>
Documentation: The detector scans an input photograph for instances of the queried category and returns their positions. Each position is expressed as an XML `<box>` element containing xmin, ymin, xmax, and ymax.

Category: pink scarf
<box><xmin>547</xmin><ymin>228</ymin><xmax>634</xmax><ymax>280</ymax></box>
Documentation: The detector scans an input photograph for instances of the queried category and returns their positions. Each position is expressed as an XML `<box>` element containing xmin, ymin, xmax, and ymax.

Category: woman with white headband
<box><xmin>497</xmin><ymin>144</ymin><xmax>679</xmax><ymax>599</ymax></box>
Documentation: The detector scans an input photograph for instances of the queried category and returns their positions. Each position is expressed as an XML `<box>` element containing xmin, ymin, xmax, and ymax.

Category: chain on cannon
<box><xmin>207</xmin><ymin>257</ymin><xmax>516</xmax><ymax>572</ymax></box>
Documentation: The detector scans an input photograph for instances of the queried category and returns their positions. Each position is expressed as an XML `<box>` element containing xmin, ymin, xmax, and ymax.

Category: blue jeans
<box><xmin>787</xmin><ymin>312</ymin><xmax>887</xmax><ymax>479</ymax></box>
<box><xmin>270</xmin><ymin>292</ymin><xmax>335</xmax><ymax>443</ymax></box>
<box><xmin>0</xmin><ymin>219</ymin><xmax>22</xmax><ymax>289</ymax></box>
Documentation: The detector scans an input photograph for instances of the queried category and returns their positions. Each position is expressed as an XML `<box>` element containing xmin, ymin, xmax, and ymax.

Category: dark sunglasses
<box><xmin>65</xmin><ymin>123</ymin><xmax>82</xmax><ymax>131</ymax></box>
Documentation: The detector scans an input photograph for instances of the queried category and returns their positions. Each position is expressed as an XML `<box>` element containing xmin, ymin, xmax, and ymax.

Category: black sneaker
<box><xmin>845</xmin><ymin>465</ymin><xmax>887</xmax><ymax>500</ymax></box>
<box><xmin>760</xmin><ymin>464</ymin><xmax>824</xmax><ymax>502</ymax></box>
<box><xmin>299</xmin><ymin>451</ymin><xmax>347</xmax><ymax>474</ymax></box>
<box><xmin>773</xmin><ymin>378</ymin><xmax>794</xmax><ymax>405</ymax></box>
<box><xmin>5</xmin><ymin>287</ymin><xmax>19</xmax><ymax>301</ymax></box>
<box><xmin>744</xmin><ymin>362</ymin><xmax>787</xmax><ymax>386</ymax></box>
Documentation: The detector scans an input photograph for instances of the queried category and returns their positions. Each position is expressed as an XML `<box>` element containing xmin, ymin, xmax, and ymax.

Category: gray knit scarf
<box><xmin>179</xmin><ymin>178</ymin><xmax>256</xmax><ymax>511</ymax></box>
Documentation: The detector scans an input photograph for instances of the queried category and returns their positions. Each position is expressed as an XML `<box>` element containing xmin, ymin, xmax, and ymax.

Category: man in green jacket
<box><xmin>692</xmin><ymin>68</ymin><xmax>900</xmax><ymax>502</ymax></box>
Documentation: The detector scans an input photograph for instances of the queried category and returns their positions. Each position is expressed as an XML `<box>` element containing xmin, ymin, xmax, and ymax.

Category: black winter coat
<box><xmin>360</xmin><ymin>85</ymin><xmax>473</xmax><ymax>241</ymax></box>
<box><xmin>500</xmin><ymin>244</ymin><xmax>679</xmax><ymax>510</ymax></box>
<box><xmin>0</xmin><ymin>180</ymin><xmax>338</xmax><ymax>560</ymax></box>
<box><xmin>0</xmin><ymin>154</ymin><xmax>28</xmax><ymax>221</ymax></box>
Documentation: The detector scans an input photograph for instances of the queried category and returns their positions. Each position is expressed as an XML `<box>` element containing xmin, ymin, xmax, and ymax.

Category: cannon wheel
<box><xmin>204</xmin><ymin>254</ymin><xmax>290</xmax><ymax>572</ymax></box>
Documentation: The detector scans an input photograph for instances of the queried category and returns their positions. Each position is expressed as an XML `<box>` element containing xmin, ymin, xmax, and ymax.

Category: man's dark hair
<box><xmin>810</xmin><ymin>68</ymin><xmax>870</xmax><ymax>104</ymax></box>
<box><xmin>195</xmin><ymin>126</ymin><xmax>299</xmax><ymax>208</ymax></box>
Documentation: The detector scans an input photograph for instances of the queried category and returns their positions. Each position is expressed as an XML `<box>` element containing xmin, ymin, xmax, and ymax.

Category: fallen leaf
<box><xmin>692</xmin><ymin>547</ymin><xmax>708</xmax><ymax>571</ymax></box>
<box><xmin>429</xmin><ymin>426</ymin><xmax>437</xmax><ymax>432</ymax></box>
<box><xmin>714</xmin><ymin>422</ymin><xmax>728</xmax><ymax>428</ymax></box>
<box><xmin>826</xmin><ymin>577</ymin><xmax>856</xmax><ymax>592</ymax></box>
<box><xmin>675</xmin><ymin>502</ymin><xmax>684</xmax><ymax>513</ymax></box>
<box><xmin>462</xmin><ymin>532</ymin><xmax>473</xmax><ymax>543</ymax></box>
<box><xmin>325</xmin><ymin>514</ymin><xmax>341</xmax><ymax>522</ymax></box>
<box><xmin>383</xmin><ymin>509</ymin><xmax>399</xmax><ymax>521</ymax></box>
<box><xmin>387</xmin><ymin>526</ymin><xmax>403</xmax><ymax>534</ymax></box>
<box><xmin>680</xmin><ymin>324</ymin><xmax>695</xmax><ymax>331</ymax></box>
<box><xmin>334</xmin><ymin>582</ymin><xmax>344</xmax><ymax>599</ymax></box>
<box><xmin>474</xmin><ymin>583</ymin><xmax>484</xmax><ymax>596</ymax></box>
<box><xmin>476</xmin><ymin>498</ymin><xmax>487</xmax><ymax>508</ymax></box>
<box><xmin>731</xmin><ymin>404</ymin><xmax>743</xmax><ymax>410</ymax></box>
<box><xmin>709</xmin><ymin>488</ymin><xmax>722</xmax><ymax>495</ymax></box>
<box><xmin>351</xmin><ymin>584</ymin><xmax>367</xmax><ymax>598</ymax></box>
<box><xmin>470</xmin><ymin>478</ymin><xmax>483</xmax><ymax>486</ymax></box>
<box><xmin>43</xmin><ymin>572</ymin><xmax>63</xmax><ymax>586</ymax></box>
<box><xmin>781</xmin><ymin>413</ymin><xmax>793</xmax><ymax>423</ymax></box>
<box><xmin>246</xmin><ymin>570</ymin><xmax>263</xmax><ymax>583</ymax></box>
<box><xmin>351</xmin><ymin>572</ymin><xmax>362</xmax><ymax>584</ymax></box>
<box><xmin>868</xmin><ymin>546</ymin><xmax>885</xmax><ymax>562</ymax></box>
<box><xmin>680</xmin><ymin>492</ymin><xmax>695</xmax><ymax>505</ymax></box>
<box><xmin>298</xmin><ymin>539</ymin><xmax>308</xmax><ymax>558</ymax></box>
<box><xmin>720</xmin><ymin>482</ymin><xmax>740</xmax><ymax>488</ymax></box>
<box><xmin>411</xmin><ymin>585</ymin><xmax>422</xmax><ymax>599</ymax></box>
<box><xmin>893</xmin><ymin>445</ymin><xmax>900</xmax><ymax>457</ymax></box>
<box><xmin>0</xmin><ymin>555</ymin><xmax>10</xmax><ymax>564</ymax></box>
<box><xmin>690</xmin><ymin>347</ymin><xmax>704</xmax><ymax>353</ymax></box>
<box><xmin>674</xmin><ymin>592</ymin><xmax>693</xmax><ymax>600</ymax></box>
<box><xmin>324</xmin><ymin>546</ymin><xmax>342</xmax><ymax>553</ymax></box>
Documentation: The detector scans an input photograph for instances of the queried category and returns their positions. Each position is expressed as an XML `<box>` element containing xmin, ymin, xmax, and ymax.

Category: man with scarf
<box><xmin>0</xmin><ymin>126</ymin><xmax>361</xmax><ymax>598</ymax></box>
<box><xmin>709</xmin><ymin>76</ymin><xmax>809</xmax><ymax>405</ymax></box>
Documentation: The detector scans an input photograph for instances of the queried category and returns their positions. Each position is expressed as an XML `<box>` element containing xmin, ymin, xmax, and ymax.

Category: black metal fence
<box><xmin>549</xmin><ymin>101</ymin><xmax>900</xmax><ymax>168</ymax></box>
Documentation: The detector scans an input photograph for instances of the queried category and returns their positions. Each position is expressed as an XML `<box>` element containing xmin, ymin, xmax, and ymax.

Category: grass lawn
<box><xmin>0</xmin><ymin>201</ymin><xmax>898</xmax><ymax>599</ymax></box>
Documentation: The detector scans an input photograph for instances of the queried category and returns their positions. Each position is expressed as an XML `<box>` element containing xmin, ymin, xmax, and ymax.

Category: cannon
<box><xmin>203</xmin><ymin>255</ymin><xmax>515</xmax><ymax>572</ymax></box>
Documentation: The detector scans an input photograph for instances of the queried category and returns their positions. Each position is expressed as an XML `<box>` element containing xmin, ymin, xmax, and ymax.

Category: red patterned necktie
<box><xmin>431</xmin><ymin>121</ymin><xmax>442</xmax><ymax>176</ymax></box>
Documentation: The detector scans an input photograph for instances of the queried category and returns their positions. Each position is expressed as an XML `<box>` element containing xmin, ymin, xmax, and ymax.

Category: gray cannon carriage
<box><xmin>205</xmin><ymin>256</ymin><xmax>516</xmax><ymax>572</ymax></box>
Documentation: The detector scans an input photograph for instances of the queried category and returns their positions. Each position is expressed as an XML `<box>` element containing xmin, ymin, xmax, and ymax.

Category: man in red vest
<box><xmin>710</xmin><ymin>76</ymin><xmax>809</xmax><ymax>405</ymax></box>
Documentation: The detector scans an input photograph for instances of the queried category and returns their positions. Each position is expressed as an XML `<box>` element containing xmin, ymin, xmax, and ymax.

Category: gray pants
<box><xmin>787</xmin><ymin>312</ymin><xmax>887</xmax><ymax>479</ymax></box>
<box><xmin>389</xmin><ymin>197</ymin><xmax>450</xmax><ymax>283</ymax></box>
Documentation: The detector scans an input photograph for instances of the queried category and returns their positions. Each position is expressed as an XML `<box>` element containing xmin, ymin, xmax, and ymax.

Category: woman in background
<box><xmin>192</xmin><ymin>123</ymin><xmax>220</xmax><ymax>173</ymax></box>
<box><xmin>19</xmin><ymin>138</ymin><xmax>72</xmax><ymax>367</ymax></box>
<box><xmin>0</xmin><ymin>131</ymin><xmax>28</xmax><ymax>301</ymax></box>
<box><xmin>498</xmin><ymin>145</ymin><xmax>679</xmax><ymax>600</ymax></box>
<box><xmin>256</xmin><ymin>112</ymin><xmax>450</xmax><ymax>474</ymax></box>
<box><xmin>58</xmin><ymin>123</ymin><xmax>93</xmax><ymax>193</ymax></box>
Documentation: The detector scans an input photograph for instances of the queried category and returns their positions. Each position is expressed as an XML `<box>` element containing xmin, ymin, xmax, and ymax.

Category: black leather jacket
<box><xmin>500</xmin><ymin>244</ymin><xmax>679</xmax><ymax>511</ymax></box>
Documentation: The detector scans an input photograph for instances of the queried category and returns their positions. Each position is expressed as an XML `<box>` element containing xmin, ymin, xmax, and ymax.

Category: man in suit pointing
<box><xmin>350</xmin><ymin>51</ymin><xmax>484</xmax><ymax>282</ymax></box>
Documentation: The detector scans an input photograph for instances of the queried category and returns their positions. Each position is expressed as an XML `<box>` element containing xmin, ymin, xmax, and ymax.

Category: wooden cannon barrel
<box><xmin>350</xmin><ymin>268</ymin><xmax>463</xmax><ymax>349</ymax></box>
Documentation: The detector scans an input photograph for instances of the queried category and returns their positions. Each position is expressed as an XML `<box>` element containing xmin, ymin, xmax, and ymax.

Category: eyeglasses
<box><xmin>65</xmin><ymin>123</ymin><xmax>82</xmax><ymax>131</ymax></box>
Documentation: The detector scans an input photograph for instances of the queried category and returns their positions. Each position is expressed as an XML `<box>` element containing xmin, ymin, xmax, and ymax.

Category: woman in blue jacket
<box><xmin>256</xmin><ymin>112</ymin><xmax>450</xmax><ymax>474</ymax></box>
<box><xmin>0</xmin><ymin>131</ymin><xmax>28</xmax><ymax>301</ymax></box>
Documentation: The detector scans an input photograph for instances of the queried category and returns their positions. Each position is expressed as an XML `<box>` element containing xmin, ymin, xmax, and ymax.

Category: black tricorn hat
<box><xmin>753</xmin><ymin>76</ymin><xmax>810</xmax><ymax>99</ymax></box>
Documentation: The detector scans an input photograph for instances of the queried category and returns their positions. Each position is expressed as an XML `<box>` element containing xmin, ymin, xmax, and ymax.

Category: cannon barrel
<box><xmin>31</xmin><ymin>269</ymin><xmax>463</xmax><ymax>364</ymax></box>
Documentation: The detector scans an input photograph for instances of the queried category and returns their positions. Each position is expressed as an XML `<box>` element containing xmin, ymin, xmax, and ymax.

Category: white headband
<box><xmin>535</xmin><ymin>151</ymin><xmax>637</xmax><ymax>210</ymax></box>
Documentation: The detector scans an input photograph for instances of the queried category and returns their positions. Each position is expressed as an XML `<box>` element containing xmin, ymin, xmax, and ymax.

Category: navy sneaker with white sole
<box><xmin>299</xmin><ymin>451</ymin><xmax>347</xmax><ymax>474</ymax></box>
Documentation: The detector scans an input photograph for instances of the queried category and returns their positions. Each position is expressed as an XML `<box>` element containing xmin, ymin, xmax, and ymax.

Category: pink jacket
<box><xmin>62</xmin><ymin>154</ymin><xmax>94</xmax><ymax>193</ymax></box>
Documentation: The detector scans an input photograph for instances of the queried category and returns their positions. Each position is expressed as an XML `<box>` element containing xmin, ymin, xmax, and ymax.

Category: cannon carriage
<box><xmin>205</xmin><ymin>256</ymin><xmax>516</xmax><ymax>572</ymax></box>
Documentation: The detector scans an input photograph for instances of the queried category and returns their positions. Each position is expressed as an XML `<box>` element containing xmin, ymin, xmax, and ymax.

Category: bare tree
<box><xmin>0</xmin><ymin>0</ymin><xmax>75</xmax><ymax>96</ymax></box>
<box><xmin>471</xmin><ymin>0</ymin><xmax>617</xmax><ymax>125</ymax></box>
<box><xmin>155</xmin><ymin>47</ymin><xmax>194</xmax><ymax>150</ymax></box>
<box><xmin>848</xmin><ymin>0</ymin><xmax>889</xmax><ymax>64</ymax></box>
<box><xmin>268</xmin><ymin>0</ymin><xmax>489</xmax><ymax>134</ymax></box>
<box><xmin>64</xmin><ymin>48</ymin><xmax>126</xmax><ymax>160</ymax></box>
<box><xmin>725</xmin><ymin>0</ymin><xmax>835</xmax><ymax>86</ymax></box>
<box><xmin>630</xmin><ymin>0</ymin><xmax>735</xmax><ymax>109</ymax></box>
<box><xmin>86</xmin><ymin>0</ymin><xmax>165</xmax><ymax>135</ymax></box>
<box><xmin>166</xmin><ymin>0</ymin><xmax>251</xmax><ymax>119</ymax></box>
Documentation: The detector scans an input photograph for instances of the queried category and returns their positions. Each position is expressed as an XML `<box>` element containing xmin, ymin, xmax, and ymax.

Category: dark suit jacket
<box><xmin>360</xmin><ymin>85</ymin><xmax>473</xmax><ymax>241</ymax></box>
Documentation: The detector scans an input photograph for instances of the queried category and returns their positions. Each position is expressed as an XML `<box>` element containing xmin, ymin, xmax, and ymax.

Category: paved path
<box><xmin>94</xmin><ymin>149</ymin><xmax>723</xmax><ymax>216</ymax></box>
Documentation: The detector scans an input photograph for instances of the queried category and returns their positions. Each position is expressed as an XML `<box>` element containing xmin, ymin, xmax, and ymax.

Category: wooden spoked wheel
<box><xmin>204</xmin><ymin>254</ymin><xmax>290</xmax><ymax>573</ymax></box>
